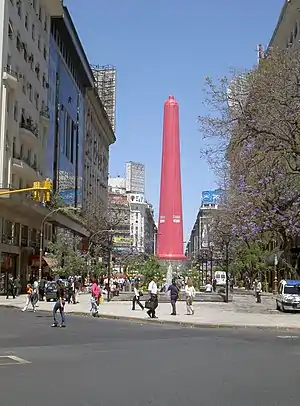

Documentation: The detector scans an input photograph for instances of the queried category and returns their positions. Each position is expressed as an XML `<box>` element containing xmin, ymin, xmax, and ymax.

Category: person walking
<box><xmin>52</xmin><ymin>280</ymin><xmax>66</xmax><ymax>328</ymax></box>
<box><xmin>185</xmin><ymin>277</ymin><xmax>196</xmax><ymax>315</ymax></box>
<box><xmin>132</xmin><ymin>281</ymin><xmax>144</xmax><ymax>310</ymax></box>
<box><xmin>255</xmin><ymin>277</ymin><xmax>262</xmax><ymax>303</ymax></box>
<box><xmin>147</xmin><ymin>277</ymin><xmax>158</xmax><ymax>318</ymax></box>
<box><xmin>6</xmin><ymin>275</ymin><xmax>15</xmax><ymax>299</ymax></box>
<box><xmin>22</xmin><ymin>284</ymin><xmax>36</xmax><ymax>312</ymax></box>
<box><xmin>168</xmin><ymin>279</ymin><xmax>179</xmax><ymax>315</ymax></box>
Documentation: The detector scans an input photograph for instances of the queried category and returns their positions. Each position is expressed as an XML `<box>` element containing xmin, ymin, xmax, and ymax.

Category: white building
<box><xmin>0</xmin><ymin>1</ymin><xmax>87</xmax><ymax>291</ymax></box>
<box><xmin>108</xmin><ymin>170</ymin><xmax>156</xmax><ymax>254</ymax></box>
<box><xmin>125</xmin><ymin>161</ymin><xmax>145</xmax><ymax>194</ymax></box>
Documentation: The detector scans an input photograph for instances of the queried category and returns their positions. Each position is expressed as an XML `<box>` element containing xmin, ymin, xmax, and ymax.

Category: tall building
<box><xmin>268</xmin><ymin>0</ymin><xmax>300</xmax><ymax>50</ymax></box>
<box><xmin>157</xmin><ymin>95</ymin><xmax>185</xmax><ymax>261</ymax></box>
<box><xmin>0</xmin><ymin>1</ymin><xmax>87</xmax><ymax>291</ymax></box>
<box><xmin>125</xmin><ymin>161</ymin><xmax>145</xmax><ymax>194</ymax></box>
<box><xmin>108</xmin><ymin>163</ymin><xmax>156</xmax><ymax>254</ymax></box>
<box><xmin>91</xmin><ymin>65</ymin><xmax>116</xmax><ymax>133</ymax></box>
<box><xmin>186</xmin><ymin>189</ymin><xmax>221</xmax><ymax>261</ymax></box>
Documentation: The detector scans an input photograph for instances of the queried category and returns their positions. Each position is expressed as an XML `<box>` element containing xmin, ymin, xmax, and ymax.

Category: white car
<box><xmin>214</xmin><ymin>271</ymin><xmax>226</xmax><ymax>286</ymax></box>
<box><xmin>276</xmin><ymin>280</ymin><xmax>300</xmax><ymax>312</ymax></box>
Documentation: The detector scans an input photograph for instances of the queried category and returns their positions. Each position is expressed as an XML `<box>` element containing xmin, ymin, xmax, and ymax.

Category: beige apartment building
<box><xmin>0</xmin><ymin>1</ymin><xmax>88</xmax><ymax>292</ymax></box>
<box><xmin>269</xmin><ymin>0</ymin><xmax>300</xmax><ymax>49</ymax></box>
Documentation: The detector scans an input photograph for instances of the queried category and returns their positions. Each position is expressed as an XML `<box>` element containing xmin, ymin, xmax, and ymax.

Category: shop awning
<box><xmin>42</xmin><ymin>256</ymin><xmax>58</xmax><ymax>270</ymax></box>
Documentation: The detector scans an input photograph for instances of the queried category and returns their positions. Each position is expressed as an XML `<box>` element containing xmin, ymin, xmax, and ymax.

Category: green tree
<box><xmin>139</xmin><ymin>256</ymin><xmax>165</xmax><ymax>288</ymax></box>
<box><xmin>46</xmin><ymin>234</ymin><xmax>86</xmax><ymax>277</ymax></box>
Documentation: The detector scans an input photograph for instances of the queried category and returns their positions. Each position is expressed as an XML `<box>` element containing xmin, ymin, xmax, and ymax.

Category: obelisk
<box><xmin>157</xmin><ymin>95</ymin><xmax>185</xmax><ymax>260</ymax></box>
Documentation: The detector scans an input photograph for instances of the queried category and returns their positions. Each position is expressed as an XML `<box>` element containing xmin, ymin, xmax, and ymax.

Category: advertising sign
<box><xmin>201</xmin><ymin>189</ymin><xmax>222</xmax><ymax>205</ymax></box>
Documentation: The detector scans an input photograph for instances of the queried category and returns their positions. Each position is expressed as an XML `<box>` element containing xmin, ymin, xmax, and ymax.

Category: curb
<box><xmin>2</xmin><ymin>304</ymin><xmax>300</xmax><ymax>333</ymax></box>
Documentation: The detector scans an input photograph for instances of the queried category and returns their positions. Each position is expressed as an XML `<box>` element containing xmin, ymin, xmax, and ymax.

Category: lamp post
<box><xmin>225</xmin><ymin>240</ymin><xmax>230</xmax><ymax>303</ymax></box>
<box><xmin>209</xmin><ymin>242</ymin><xmax>214</xmax><ymax>282</ymax></box>
<box><xmin>38</xmin><ymin>207</ymin><xmax>79</xmax><ymax>280</ymax></box>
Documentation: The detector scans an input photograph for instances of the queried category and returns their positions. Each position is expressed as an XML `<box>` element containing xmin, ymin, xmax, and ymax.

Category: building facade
<box><xmin>186</xmin><ymin>189</ymin><xmax>221</xmax><ymax>261</ymax></box>
<box><xmin>84</xmin><ymin>88</ymin><xmax>115</xmax><ymax>213</ymax></box>
<box><xmin>0</xmin><ymin>0</ymin><xmax>66</xmax><ymax>291</ymax></box>
<box><xmin>108</xmin><ymin>165</ymin><xmax>156</xmax><ymax>254</ymax></box>
<box><xmin>125</xmin><ymin>161</ymin><xmax>145</xmax><ymax>194</ymax></box>
<box><xmin>268</xmin><ymin>0</ymin><xmax>300</xmax><ymax>50</ymax></box>
<box><xmin>48</xmin><ymin>8</ymin><xmax>94</xmax><ymax>207</ymax></box>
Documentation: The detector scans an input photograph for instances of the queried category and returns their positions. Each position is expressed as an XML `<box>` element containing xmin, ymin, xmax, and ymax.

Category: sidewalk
<box><xmin>1</xmin><ymin>294</ymin><xmax>300</xmax><ymax>330</ymax></box>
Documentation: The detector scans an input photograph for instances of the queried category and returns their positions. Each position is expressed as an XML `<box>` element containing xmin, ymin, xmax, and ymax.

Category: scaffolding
<box><xmin>91</xmin><ymin>65</ymin><xmax>116</xmax><ymax>132</ymax></box>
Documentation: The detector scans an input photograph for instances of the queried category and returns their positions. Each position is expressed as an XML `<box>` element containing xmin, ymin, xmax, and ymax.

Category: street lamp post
<box><xmin>225</xmin><ymin>241</ymin><xmax>229</xmax><ymax>303</ymax></box>
<box><xmin>38</xmin><ymin>207</ymin><xmax>79</xmax><ymax>281</ymax></box>
<box><xmin>107</xmin><ymin>232</ymin><xmax>114</xmax><ymax>302</ymax></box>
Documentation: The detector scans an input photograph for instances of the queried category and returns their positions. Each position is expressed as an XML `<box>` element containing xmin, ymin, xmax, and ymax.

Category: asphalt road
<box><xmin>0</xmin><ymin>308</ymin><xmax>299</xmax><ymax>406</ymax></box>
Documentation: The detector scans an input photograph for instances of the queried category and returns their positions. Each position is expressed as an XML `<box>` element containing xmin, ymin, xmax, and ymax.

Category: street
<box><xmin>0</xmin><ymin>308</ymin><xmax>299</xmax><ymax>405</ymax></box>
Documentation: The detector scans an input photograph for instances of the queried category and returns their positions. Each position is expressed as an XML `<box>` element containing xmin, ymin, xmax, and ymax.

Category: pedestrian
<box><xmin>255</xmin><ymin>277</ymin><xmax>262</xmax><ymax>303</ymax></box>
<box><xmin>212</xmin><ymin>277</ymin><xmax>217</xmax><ymax>293</ymax></box>
<box><xmin>33</xmin><ymin>278</ymin><xmax>39</xmax><ymax>307</ymax></box>
<box><xmin>185</xmin><ymin>277</ymin><xmax>196</xmax><ymax>315</ymax></box>
<box><xmin>132</xmin><ymin>281</ymin><xmax>144</xmax><ymax>310</ymax></box>
<box><xmin>205</xmin><ymin>280</ymin><xmax>213</xmax><ymax>292</ymax></box>
<box><xmin>168</xmin><ymin>279</ymin><xmax>179</xmax><ymax>315</ymax></box>
<box><xmin>147</xmin><ymin>277</ymin><xmax>158</xmax><ymax>319</ymax></box>
<box><xmin>52</xmin><ymin>280</ymin><xmax>66</xmax><ymax>328</ymax></box>
<box><xmin>22</xmin><ymin>284</ymin><xmax>36</xmax><ymax>312</ymax></box>
<box><xmin>39</xmin><ymin>277</ymin><xmax>46</xmax><ymax>301</ymax></box>
<box><xmin>91</xmin><ymin>277</ymin><xmax>101</xmax><ymax>306</ymax></box>
<box><xmin>6</xmin><ymin>274</ymin><xmax>15</xmax><ymax>299</ymax></box>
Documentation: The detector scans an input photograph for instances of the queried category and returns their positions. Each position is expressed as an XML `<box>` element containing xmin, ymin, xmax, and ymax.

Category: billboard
<box><xmin>201</xmin><ymin>189</ymin><xmax>222</xmax><ymax>205</ymax></box>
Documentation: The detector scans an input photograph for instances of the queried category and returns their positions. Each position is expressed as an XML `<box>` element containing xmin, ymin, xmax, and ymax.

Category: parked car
<box><xmin>276</xmin><ymin>280</ymin><xmax>300</xmax><ymax>312</ymax></box>
<box><xmin>45</xmin><ymin>280</ymin><xmax>68</xmax><ymax>302</ymax></box>
<box><xmin>214</xmin><ymin>271</ymin><xmax>226</xmax><ymax>286</ymax></box>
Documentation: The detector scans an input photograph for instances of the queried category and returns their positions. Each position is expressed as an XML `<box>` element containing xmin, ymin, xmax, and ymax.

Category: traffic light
<box><xmin>33</xmin><ymin>181</ymin><xmax>41</xmax><ymax>201</ymax></box>
<box><xmin>43</xmin><ymin>178</ymin><xmax>52</xmax><ymax>202</ymax></box>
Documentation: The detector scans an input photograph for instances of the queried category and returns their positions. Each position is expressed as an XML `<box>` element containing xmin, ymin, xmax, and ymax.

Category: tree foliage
<box><xmin>200</xmin><ymin>48</ymin><xmax>300</xmax><ymax>266</ymax></box>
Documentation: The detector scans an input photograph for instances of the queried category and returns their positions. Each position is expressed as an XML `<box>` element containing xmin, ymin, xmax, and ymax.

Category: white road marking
<box><xmin>0</xmin><ymin>355</ymin><xmax>31</xmax><ymax>365</ymax></box>
<box><xmin>277</xmin><ymin>335</ymin><xmax>299</xmax><ymax>339</ymax></box>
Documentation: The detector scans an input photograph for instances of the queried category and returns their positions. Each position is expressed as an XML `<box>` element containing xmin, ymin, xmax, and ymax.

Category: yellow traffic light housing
<box><xmin>33</xmin><ymin>181</ymin><xmax>41</xmax><ymax>201</ymax></box>
<box><xmin>43</xmin><ymin>178</ymin><xmax>52</xmax><ymax>202</ymax></box>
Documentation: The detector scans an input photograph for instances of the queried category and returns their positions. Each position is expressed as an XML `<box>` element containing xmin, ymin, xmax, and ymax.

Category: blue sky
<box><xmin>65</xmin><ymin>0</ymin><xmax>283</xmax><ymax>239</ymax></box>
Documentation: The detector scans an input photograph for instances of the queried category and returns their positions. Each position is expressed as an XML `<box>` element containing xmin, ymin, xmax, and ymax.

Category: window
<box><xmin>22</xmin><ymin>76</ymin><xmax>26</xmax><ymax>94</ymax></box>
<box><xmin>28</xmin><ymin>83</ymin><xmax>32</xmax><ymax>102</ymax></box>
<box><xmin>295</xmin><ymin>22</ymin><xmax>298</xmax><ymax>39</ymax></box>
<box><xmin>35</xmin><ymin>63</ymin><xmax>40</xmax><ymax>80</ymax></box>
<box><xmin>32</xmin><ymin>0</ymin><xmax>36</xmax><ymax>10</ymax></box>
<box><xmin>25</xmin><ymin>13</ymin><xmax>28</xmax><ymax>29</ymax></box>
<box><xmin>37</xmin><ymin>35</ymin><xmax>41</xmax><ymax>50</ymax></box>
<box><xmin>16</xmin><ymin>33</ymin><xmax>21</xmax><ymax>51</ymax></box>
<box><xmin>32</xmin><ymin>24</ymin><xmax>35</xmax><ymax>41</ymax></box>
<box><xmin>13</xmin><ymin>102</ymin><xmax>18</xmax><ymax>121</ymax></box>
<box><xmin>8</xmin><ymin>20</ymin><xmax>13</xmax><ymax>39</ymax></box>
<box><xmin>34</xmin><ymin>92</ymin><xmax>39</xmax><ymax>110</ymax></box>
<box><xmin>29</xmin><ymin>53</ymin><xmax>34</xmax><ymax>70</ymax></box>
<box><xmin>44</xmin><ymin>15</ymin><xmax>48</xmax><ymax>33</ymax></box>
<box><xmin>39</xmin><ymin>6</ymin><xmax>42</xmax><ymax>21</ymax></box>
<box><xmin>43</xmin><ymin>47</ymin><xmax>47</xmax><ymax>61</ymax></box>
<box><xmin>23</xmin><ymin>44</ymin><xmax>28</xmax><ymax>62</ymax></box>
<box><xmin>20</xmin><ymin>144</ymin><xmax>23</xmax><ymax>159</ymax></box>
<box><xmin>17</xmin><ymin>1</ymin><xmax>22</xmax><ymax>18</ymax></box>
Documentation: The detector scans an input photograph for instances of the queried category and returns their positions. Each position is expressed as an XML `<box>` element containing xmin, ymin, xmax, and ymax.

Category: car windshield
<box><xmin>284</xmin><ymin>286</ymin><xmax>300</xmax><ymax>294</ymax></box>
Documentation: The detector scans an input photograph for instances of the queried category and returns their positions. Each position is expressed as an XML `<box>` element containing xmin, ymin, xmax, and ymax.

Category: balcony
<box><xmin>19</xmin><ymin>119</ymin><xmax>39</xmax><ymax>146</ymax></box>
<box><xmin>3</xmin><ymin>65</ymin><xmax>19</xmax><ymax>90</ymax></box>
<box><xmin>12</xmin><ymin>153</ymin><xmax>42</xmax><ymax>182</ymax></box>
<box><xmin>39</xmin><ymin>106</ymin><xmax>50</xmax><ymax>124</ymax></box>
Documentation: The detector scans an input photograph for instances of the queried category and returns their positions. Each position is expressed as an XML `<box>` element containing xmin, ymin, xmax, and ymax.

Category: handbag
<box><xmin>145</xmin><ymin>299</ymin><xmax>154</xmax><ymax>310</ymax></box>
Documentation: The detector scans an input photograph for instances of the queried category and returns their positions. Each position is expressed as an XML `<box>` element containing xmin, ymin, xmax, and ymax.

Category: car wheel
<box><xmin>282</xmin><ymin>303</ymin><xmax>285</xmax><ymax>312</ymax></box>
<box><xmin>46</xmin><ymin>299</ymin><xmax>50</xmax><ymax>302</ymax></box>
<box><xmin>276</xmin><ymin>301</ymin><xmax>280</xmax><ymax>311</ymax></box>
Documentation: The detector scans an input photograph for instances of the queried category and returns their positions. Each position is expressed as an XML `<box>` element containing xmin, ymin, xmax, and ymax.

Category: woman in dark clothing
<box><xmin>167</xmin><ymin>279</ymin><xmax>179</xmax><ymax>315</ymax></box>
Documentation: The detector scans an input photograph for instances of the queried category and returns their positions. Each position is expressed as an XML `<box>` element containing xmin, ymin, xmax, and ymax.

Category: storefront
<box><xmin>0</xmin><ymin>253</ymin><xmax>18</xmax><ymax>294</ymax></box>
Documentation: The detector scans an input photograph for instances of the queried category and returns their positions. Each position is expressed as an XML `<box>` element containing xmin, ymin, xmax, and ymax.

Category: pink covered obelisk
<box><xmin>157</xmin><ymin>95</ymin><xmax>185</xmax><ymax>260</ymax></box>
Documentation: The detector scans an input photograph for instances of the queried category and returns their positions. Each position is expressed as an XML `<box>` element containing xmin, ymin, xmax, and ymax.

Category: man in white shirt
<box><xmin>147</xmin><ymin>278</ymin><xmax>158</xmax><ymax>318</ymax></box>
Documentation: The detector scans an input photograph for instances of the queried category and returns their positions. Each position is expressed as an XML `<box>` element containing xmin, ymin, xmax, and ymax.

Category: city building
<box><xmin>0</xmin><ymin>0</ymin><xmax>88</xmax><ymax>291</ymax></box>
<box><xmin>125</xmin><ymin>161</ymin><xmax>145</xmax><ymax>194</ymax></box>
<box><xmin>108</xmin><ymin>163</ymin><xmax>156</xmax><ymax>254</ymax></box>
<box><xmin>186</xmin><ymin>189</ymin><xmax>221</xmax><ymax>261</ymax></box>
<box><xmin>268</xmin><ymin>0</ymin><xmax>300</xmax><ymax>50</ymax></box>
